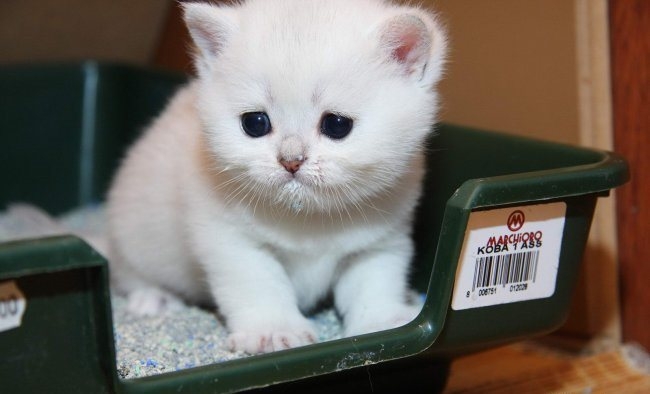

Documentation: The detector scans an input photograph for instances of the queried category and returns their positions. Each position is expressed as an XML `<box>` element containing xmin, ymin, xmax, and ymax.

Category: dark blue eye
<box><xmin>320</xmin><ymin>113</ymin><xmax>353</xmax><ymax>140</ymax></box>
<box><xmin>241</xmin><ymin>112</ymin><xmax>272</xmax><ymax>138</ymax></box>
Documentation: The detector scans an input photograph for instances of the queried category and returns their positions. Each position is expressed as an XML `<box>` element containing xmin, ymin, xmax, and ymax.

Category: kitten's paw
<box><xmin>227</xmin><ymin>315</ymin><xmax>317</xmax><ymax>354</ymax></box>
<box><xmin>344</xmin><ymin>304</ymin><xmax>421</xmax><ymax>337</ymax></box>
<box><xmin>126</xmin><ymin>287</ymin><xmax>184</xmax><ymax>316</ymax></box>
<box><xmin>227</xmin><ymin>330</ymin><xmax>316</xmax><ymax>354</ymax></box>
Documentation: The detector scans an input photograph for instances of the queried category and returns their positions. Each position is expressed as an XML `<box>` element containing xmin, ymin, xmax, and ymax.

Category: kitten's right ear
<box><xmin>377</xmin><ymin>10</ymin><xmax>447</xmax><ymax>87</ymax></box>
<box><xmin>183</xmin><ymin>3</ymin><xmax>238</xmax><ymax>70</ymax></box>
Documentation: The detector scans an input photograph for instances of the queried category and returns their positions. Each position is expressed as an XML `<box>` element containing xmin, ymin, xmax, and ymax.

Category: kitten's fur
<box><xmin>107</xmin><ymin>0</ymin><xmax>446</xmax><ymax>354</ymax></box>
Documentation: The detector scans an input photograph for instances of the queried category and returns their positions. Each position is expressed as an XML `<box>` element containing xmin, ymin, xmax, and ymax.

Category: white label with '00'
<box><xmin>0</xmin><ymin>281</ymin><xmax>27</xmax><ymax>332</ymax></box>
<box><xmin>451</xmin><ymin>202</ymin><xmax>566</xmax><ymax>310</ymax></box>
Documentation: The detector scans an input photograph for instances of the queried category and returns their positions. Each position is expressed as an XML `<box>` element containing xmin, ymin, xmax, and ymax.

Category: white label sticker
<box><xmin>451</xmin><ymin>202</ymin><xmax>566</xmax><ymax>310</ymax></box>
<box><xmin>0</xmin><ymin>281</ymin><xmax>27</xmax><ymax>332</ymax></box>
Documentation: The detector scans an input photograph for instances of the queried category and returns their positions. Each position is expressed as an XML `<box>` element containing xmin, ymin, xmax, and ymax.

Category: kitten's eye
<box><xmin>241</xmin><ymin>112</ymin><xmax>272</xmax><ymax>138</ymax></box>
<box><xmin>320</xmin><ymin>113</ymin><xmax>353</xmax><ymax>140</ymax></box>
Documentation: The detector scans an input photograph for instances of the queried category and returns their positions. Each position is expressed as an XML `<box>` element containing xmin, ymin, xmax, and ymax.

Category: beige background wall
<box><xmin>432</xmin><ymin>0</ymin><xmax>580</xmax><ymax>144</ymax></box>
<box><xmin>0</xmin><ymin>1</ymin><xmax>170</xmax><ymax>66</ymax></box>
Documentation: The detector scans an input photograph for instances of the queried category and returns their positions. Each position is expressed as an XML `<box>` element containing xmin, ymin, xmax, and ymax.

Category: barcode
<box><xmin>472</xmin><ymin>250</ymin><xmax>540</xmax><ymax>291</ymax></box>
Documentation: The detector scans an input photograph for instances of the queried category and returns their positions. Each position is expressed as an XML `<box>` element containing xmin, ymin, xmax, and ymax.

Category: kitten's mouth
<box><xmin>282</xmin><ymin>179</ymin><xmax>303</xmax><ymax>192</ymax></box>
<box><xmin>278</xmin><ymin>179</ymin><xmax>306</xmax><ymax>213</ymax></box>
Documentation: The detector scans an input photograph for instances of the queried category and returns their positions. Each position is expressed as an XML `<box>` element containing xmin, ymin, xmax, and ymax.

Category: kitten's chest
<box><xmin>263</xmin><ymin>239</ymin><xmax>349</xmax><ymax>311</ymax></box>
<box><xmin>257</xmin><ymin>219</ymin><xmax>385</xmax><ymax>262</ymax></box>
<box><xmin>256</xmin><ymin>222</ymin><xmax>383</xmax><ymax>311</ymax></box>
<box><xmin>262</xmin><ymin>231</ymin><xmax>350</xmax><ymax>270</ymax></box>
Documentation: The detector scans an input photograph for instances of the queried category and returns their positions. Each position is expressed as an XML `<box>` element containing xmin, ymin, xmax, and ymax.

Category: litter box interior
<box><xmin>0</xmin><ymin>63</ymin><xmax>629</xmax><ymax>394</ymax></box>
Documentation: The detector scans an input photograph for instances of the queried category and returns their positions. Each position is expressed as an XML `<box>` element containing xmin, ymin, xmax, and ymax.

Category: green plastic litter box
<box><xmin>0</xmin><ymin>63</ymin><xmax>629</xmax><ymax>393</ymax></box>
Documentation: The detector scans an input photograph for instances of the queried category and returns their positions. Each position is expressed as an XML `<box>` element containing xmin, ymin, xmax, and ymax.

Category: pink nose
<box><xmin>280</xmin><ymin>157</ymin><xmax>305</xmax><ymax>174</ymax></box>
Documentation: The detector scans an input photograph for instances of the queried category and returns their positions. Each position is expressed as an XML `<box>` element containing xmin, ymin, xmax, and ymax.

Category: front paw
<box><xmin>227</xmin><ymin>318</ymin><xmax>317</xmax><ymax>354</ymax></box>
<box><xmin>227</xmin><ymin>331</ymin><xmax>316</xmax><ymax>354</ymax></box>
<box><xmin>344</xmin><ymin>303</ymin><xmax>421</xmax><ymax>337</ymax></box>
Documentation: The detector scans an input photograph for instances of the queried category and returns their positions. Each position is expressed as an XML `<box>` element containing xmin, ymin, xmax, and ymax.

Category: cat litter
<box><xmin>0</xmin><ymin>204</ymin><xmax>344</xmax><ymax>379</ymax></box>
<box><xmin>112</xmin><ymin>295</ymin><xmax>343</xmax><ymax>378</ymax></box>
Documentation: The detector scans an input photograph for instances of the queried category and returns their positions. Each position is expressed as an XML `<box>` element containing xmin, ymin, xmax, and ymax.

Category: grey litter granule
<box><xmin>1</xmin><ymin>203</ymin><xmax>344</xmax><ymax>379</ymax></box>
<box><xmin>112</xmin><ymin>295</ymin><xmax>344</xmax><ymax>379</ymax></box>
<box><xmin>111</xmin><ymin>295</ymin><xmax>245</xmax><ymax>378</ymax></box>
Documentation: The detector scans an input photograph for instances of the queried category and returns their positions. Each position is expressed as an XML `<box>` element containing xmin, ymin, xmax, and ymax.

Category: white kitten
<box><xmin>107</xmin><ymin>0</ymin><xmax>446</xmax><ymax>354</ymax></box>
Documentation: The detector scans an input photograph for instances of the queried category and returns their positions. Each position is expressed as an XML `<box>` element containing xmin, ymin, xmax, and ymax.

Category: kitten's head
<box><xmin>184</xmin><ymin>0</ymin><xmax>447</xmax><ymax>214</ymax></box>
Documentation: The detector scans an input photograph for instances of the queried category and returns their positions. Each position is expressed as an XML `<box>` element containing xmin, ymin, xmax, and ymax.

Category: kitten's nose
<box><xmin>279</xmin><ymin>156</ymin><xmax>305</xmax><ymax>174</ymax></box>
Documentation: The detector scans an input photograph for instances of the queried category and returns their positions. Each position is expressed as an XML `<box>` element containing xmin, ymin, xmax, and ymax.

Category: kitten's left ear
<box><xmin>183</xmin><ymin>3</ymin><xmax>239</xmax><ymax>73</ymax></box>
<box><xmin>378</xmin><ymin>10</ymin><xmax>447</xmax><ymax>86</ymax></box>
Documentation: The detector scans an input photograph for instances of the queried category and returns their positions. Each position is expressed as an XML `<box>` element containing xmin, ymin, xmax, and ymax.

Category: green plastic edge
<box><xmin>0</xmin><ymin>236</ymin><xmax>120</xmax><ymax>393</ymax></box>
<box><xmin>0</xmin><ymin>235</ymin><xmax>106</xmax><ymax>279</ymax></box>
<box><xmin>420</xmin><ymin>148</ymin><xmax>629</xmax><ymax>356</ymax></box>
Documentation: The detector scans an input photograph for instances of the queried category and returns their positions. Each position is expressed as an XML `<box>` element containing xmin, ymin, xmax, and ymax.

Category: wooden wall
<box><xmin>610</xmin><ymin>0</ymin><xmax>650</xmax><ymax>352</ymax></box>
